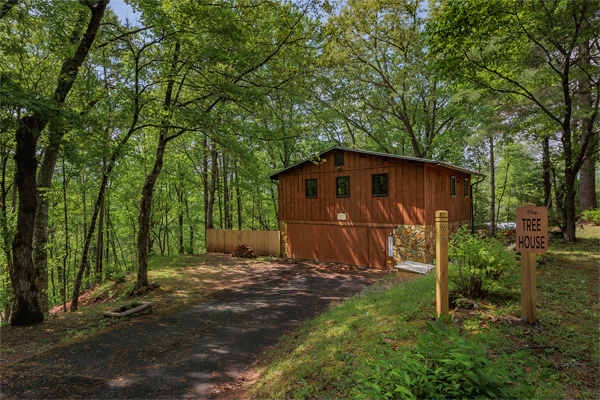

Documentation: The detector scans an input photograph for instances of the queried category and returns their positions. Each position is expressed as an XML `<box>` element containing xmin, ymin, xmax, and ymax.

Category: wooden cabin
<box><xmin>270</xmin><ymin>147</ymin><xmax>484</xmax><ymax>270</ymax></box>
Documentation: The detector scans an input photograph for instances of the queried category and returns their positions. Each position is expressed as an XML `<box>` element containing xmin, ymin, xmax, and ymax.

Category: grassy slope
<box><xmin>247</xmin><ymin>225</ymin><xmax>599</xmax><ymax>399</ymax></box>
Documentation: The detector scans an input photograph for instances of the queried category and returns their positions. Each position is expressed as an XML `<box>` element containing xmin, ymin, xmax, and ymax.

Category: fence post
<box><xmin>436</xmin><ymin>210</ymin><xmax>449</xmax><ymax>319</ymax></box>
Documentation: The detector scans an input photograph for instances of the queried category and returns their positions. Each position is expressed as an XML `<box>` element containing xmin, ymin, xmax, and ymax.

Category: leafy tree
<box><xmin>428</xmin><ymin>0</ymin><xmax>599</xmax><ymax>241</ymax></box>
<box><xmin>129</xmin><ymin>0</ymin><xmax>320</xmax><ymax>288</ymax></box>
<box><xmin>323</xmin><ymin>0</ymin><xmax>465</xmax><ymax>158</ymax></box>
<box><xmin>2</xmin><ymin>0</ymin><xmax>108</xmax><ymax>325</ymax></box>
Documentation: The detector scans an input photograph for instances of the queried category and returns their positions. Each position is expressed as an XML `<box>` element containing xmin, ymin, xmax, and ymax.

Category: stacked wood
<box><xmin>232</xmin><ymin>244</ymin><xmax>257</xmax><ymax>258</ymax></box>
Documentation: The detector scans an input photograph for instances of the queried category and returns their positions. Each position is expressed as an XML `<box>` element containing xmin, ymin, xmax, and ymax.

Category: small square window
<box><xmin>451</xmin><ymin>176</ymin><xmax>456</xmax><ymax>197</ymax></box>
<box><xmin>334</xmin><ymin>153</ymin><xmax>344</xmax><ymax>166</ymax></box>
<box><xmin>464</xmin><ymin>178</ymin><xmax>469</xmax><ymax>197</ymax></box>
<box><xmin>336</xmin><ymin>176</ymin><xmax>350</xmax><ymax>197</ymax></box>
<box><xmin>305</xmin><ymin>178</ymin><xmax>317</xmax><ymax>198</ymax></box>
<box><xmin>372</xmin><ymin>173</ymin><xmax>388</xmax><ymax>196</ymax></box>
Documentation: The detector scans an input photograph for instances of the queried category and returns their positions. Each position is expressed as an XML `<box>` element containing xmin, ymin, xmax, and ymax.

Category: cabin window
<box><xmin>336</xmin><ymin>176</ymin><xmax>350</xmax><ymax>197</ymax></box>
<box><xmin>451</xmin><ymin>176</ymin><xmax>456</xmax><ymax>197</ymax></box>
<box><xmin>464</xmin><ymin>178</ymin><xmax>469</xmax><ymax>197</ymax></box>
<box><xmin>372</xmin><ymin>173</ymin><xmax>388</xmax><ymax>196</ymax></box>
<box><xmin>335</xmin><ymin>152</ymin><xmax>344</xmax><ymax>166</ymax></box>
<box><xmin>305</xmin><ymin>178</ymin><xmax>317</xmax><ymax>198</ymax></box>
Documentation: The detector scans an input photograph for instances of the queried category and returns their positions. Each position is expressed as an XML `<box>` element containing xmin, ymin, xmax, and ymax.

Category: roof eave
<box><xmin>269</xmin><ymin>146</ymin><xmax>484</xmax><ymax>179</ymax></box>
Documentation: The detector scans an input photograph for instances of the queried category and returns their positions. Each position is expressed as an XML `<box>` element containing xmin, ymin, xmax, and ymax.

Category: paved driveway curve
<box><xmin>1</xmin><ymin>259</ymin><xmax>385</xmax><ymax>399</ymax></box>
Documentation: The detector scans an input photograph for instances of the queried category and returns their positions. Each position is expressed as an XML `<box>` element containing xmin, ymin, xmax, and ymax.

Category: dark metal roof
<box><xmin>269</xmin><ymin>146</ymin><xmax>485</xmax><ymax>180</ymax></box>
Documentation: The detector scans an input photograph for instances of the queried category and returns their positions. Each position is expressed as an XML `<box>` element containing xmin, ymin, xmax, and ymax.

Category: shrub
<box><xmin>581</xmin><ymin>209</ymin><xmax>600</xmax><ymax>225</ymax></box>
<box><xmin>448</xmin><ymin>226</ymin><xmax>517</xmax><ymax>298</ymax></box>
<box><xmin>354</xmin><ymin>320</ymin><xmax>537</xmax><ymax>399</ymax></box>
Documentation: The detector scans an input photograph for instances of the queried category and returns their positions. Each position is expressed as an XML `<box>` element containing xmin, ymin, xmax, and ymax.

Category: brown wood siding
<box><xmin>424</xmin><ymin>164</ymin><xmax>471</xmax><ymax>225</ymax></box>
<box><xmin>278</xmin><ymin>150</ymin><xmax>427</xmax><ymax>226</ymax></box>
<box><xmin>287</xmin><ymin>223</ymin><xmax>392</xmax><ymax>269</ymax></box>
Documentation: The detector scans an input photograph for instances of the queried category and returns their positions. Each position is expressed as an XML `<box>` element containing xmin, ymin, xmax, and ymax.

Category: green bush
<box><xmin>448</xmin><ymin>227</ymin><xmax>517</xmax><ymax>298</ymax></box>
<box><xmin>354</xmin><ymin>320</ymin><xmax>538</xmax><ymax>399</ymax></box>
<box><xmin>581</xmin><ymin>209</ymin><xmax>600</xmax><ymax>225</ymax></box>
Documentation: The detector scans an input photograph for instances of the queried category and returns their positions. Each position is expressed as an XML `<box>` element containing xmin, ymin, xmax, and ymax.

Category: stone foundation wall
<box><xmin>393</xmin><ymin>219</ymin><xmax>471</xmax><ymax>265</ymax></box>
<box><xmin>279</xmin><ymin>221</ymin><xmax>288</xmax><ymax>257</ymax></box>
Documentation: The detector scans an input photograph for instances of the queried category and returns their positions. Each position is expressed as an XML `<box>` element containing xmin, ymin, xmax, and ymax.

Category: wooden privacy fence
<box><xmin>206</xmin><ymin>229</ymin><xmax>281</xmax><ymax>257</ymax></box>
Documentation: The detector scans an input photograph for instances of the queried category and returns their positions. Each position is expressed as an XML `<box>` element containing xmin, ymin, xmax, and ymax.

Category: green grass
<box><xmin>247</xmin><ymin>225</ymin><xmax>600</xmax><ymax>399</ymax></box>
<box><xmin>250</xmin><ymin>274</ymin><xmax>438</xmax><ymax>399</ymax></box>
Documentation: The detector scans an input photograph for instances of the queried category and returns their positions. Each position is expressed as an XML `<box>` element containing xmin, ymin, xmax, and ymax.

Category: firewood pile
<box><xmin>232</xmin><ymin>244</ymin><xmax>257</xmax><ymax>258</ymax></box>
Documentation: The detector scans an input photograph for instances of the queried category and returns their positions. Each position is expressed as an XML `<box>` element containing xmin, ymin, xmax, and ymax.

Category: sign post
<box><xmin>516</xmin><ymin>203</ymin><xmax>548</xmax><ymax>324</ymax></box>
<box><xmin>435</xmin><ymin>210</ymin><xmax>449</xmax><ymax>319</ymax></box>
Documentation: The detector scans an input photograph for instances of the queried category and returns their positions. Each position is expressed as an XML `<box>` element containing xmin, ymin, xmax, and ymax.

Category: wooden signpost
<box><xmin>436</xmin><ymin>210</ymin><xmax>449</xmax><ymax>318</ymax></box>
<box><xmin>516</xmin><ymin>203</ymin><xmax>548</xmax><ymax>324</ymax></box>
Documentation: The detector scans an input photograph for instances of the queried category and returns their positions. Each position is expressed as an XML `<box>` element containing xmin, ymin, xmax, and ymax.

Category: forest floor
<box><xmin>240</xmin><ymin>224</ymin><xmax>599</xmax><ymax>399</ymax></box>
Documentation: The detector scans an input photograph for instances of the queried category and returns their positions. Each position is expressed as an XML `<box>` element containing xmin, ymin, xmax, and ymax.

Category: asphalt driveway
<box><xmin>1</xmin><ymin>259</ymin><xmax>385</xmax><ymax>399</ymax></box>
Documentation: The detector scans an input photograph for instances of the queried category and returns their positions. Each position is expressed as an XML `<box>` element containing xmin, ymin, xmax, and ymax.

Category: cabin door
<box><xmin>368</xmin><ymin>227</ymin><xmax>393</xmax><ymax>270</ymax></box>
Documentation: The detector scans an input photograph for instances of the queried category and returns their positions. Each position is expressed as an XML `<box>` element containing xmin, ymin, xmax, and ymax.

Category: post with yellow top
<box><xmin>435</xmin><ymin>210</ymin><xmax>449</xmax><ymax>319</ymax></box>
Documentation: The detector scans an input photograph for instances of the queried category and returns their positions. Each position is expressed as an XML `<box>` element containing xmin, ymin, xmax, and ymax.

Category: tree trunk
<box><xmin>61</xmin><ymin>156</ymin><xmax>69</xmax><ymax>308</ymax></box>
<box><xmin>222</xmin><ymin>153</ymin><xmax>231</xmax><ymax>229</ymax></box>
<box><xmin>206</xmin><ymin>142</ymin><xmax>218</xmax><ymax>230</ymax></box>
<box><xmin>560</xmin><ymin>118</ymin><xmax>578</xmax><ymax>242</ymax></box>
<box><xmin>95</xmin><ymin>195</ymin><xmax>104</xmax><ymax>281</ymax></box>
<box><xmin>203</xmin><ymin>137</ymin><xmax>209</xmax><ymax>236</ymax></box>
<box><xmin>542</xmin><ymin>137</ymin><xmax>552</xmax><ymax>208</ymax></box>
<box><xmin>11</xmin><ymin>0</ymin><xmax>107</xmax><ymax>324</ymax></box>
<box><xmin>178</xmin><ymin>212</ymin><xmax>184</xmax><ymax>254</ymax></box>
<box><xmin>235</xmin><ymin>162</ymin><xmax>242</xmax><ymax>230</ymax></box>
<box><xmin>136</xmin><ymin>41</ymin><xmax>181</xmax><ymax>289</ymax></box>
<box><xmin>578</xmin><ymin>40</ymin><xmax>597</xmax><ymax>212</ymax></box>
<box><xmin>136</xmin><ymin>138</ymin><xmax>167</xmax><ymax>288</ymax></box>
<box><xmin>488</xmin><ymin>136</ymin><xmax>495</xmax><ymax>238</ymax></box>
<box><xmin>185</xmin><ymin>197</ymin><xmax>194</xmax><ymax>254</ymax></box>
<box><xmin>31</xmin><ymin>141</ymin><xmax>60</xmax><ymax>314</ymax></box>
<box><xmin>562</xmin><ymin>167</ymin><xmax>577</xmax><ymax>242</ymax></box>
<box><xmin>579</xmin><ymin>147</ymin><xmax>597</xmax><ymax>212</ymax></box>
<box><xmin>11</xmin><ymin>117</ymin><xmax>44</xmax><ymax>326</ymax></box>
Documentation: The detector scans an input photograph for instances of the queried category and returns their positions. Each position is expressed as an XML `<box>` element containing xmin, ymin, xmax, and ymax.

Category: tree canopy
<box><xmin>0</xmin><ymin>0</ymin><xmax>597</xmax><ymax>325</ymax></box>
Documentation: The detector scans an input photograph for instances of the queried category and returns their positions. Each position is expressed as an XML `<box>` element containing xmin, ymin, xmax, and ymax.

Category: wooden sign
<box><xmin>517</xmin><ymin>203</ymin><xmax>545</xmax><ymax>324</ymax></box>
<box><xmin>516</xmin><ymin>206</ymin><xmax>548</xmax><ymax>253</ymax></box>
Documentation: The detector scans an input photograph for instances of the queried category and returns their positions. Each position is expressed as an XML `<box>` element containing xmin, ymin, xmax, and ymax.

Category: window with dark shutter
<box><xmin>336</xmin><ymin>176</ymin><xmax>350</xmax><ymax>197</ymax></box>
<box><xmin>372</xmin><ymin>173</ymin><xmax>388</xmax><ymax>196</ymax></box>
<box><xmin>334</xmin><ymin>152</ymin><xmax>344</xmax><ymax>166</ymax></box>
<box><xmin>464</xmin><ymin>178</ymin><xmax>469</xmax><ymax>197</ymax></box>
<box><xmin>305</xmin><ymin>178</ymin><xmax>317</xmax><ymax>198</ymax></box>
<box><xmin>451</xmin><ymin>176</ymin><xmax>456</xmax><ymax>197</ymax></box>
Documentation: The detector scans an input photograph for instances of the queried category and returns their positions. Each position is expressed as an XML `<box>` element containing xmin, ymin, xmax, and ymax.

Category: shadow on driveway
<box><xmin>1</xmin><ymin>258</ymin><xmax>386</xmax><ymax>399</ymax></box>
